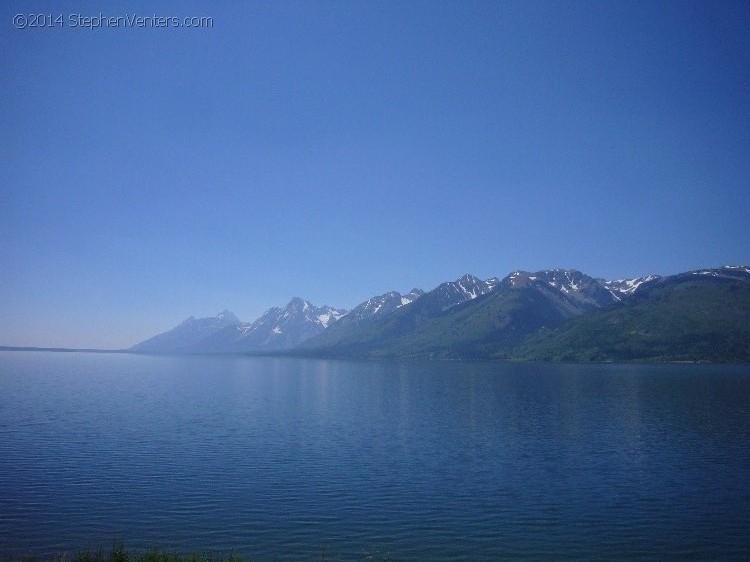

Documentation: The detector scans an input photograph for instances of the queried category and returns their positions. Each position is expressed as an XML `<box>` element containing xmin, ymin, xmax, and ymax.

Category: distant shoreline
<box><xmin>2</xmin><ymin>346</ymin><xmax>749</xmax><ymax>365</ymax></box>
<box><xmin>0</xmin><ymin>345</ymin><xmax>128</xmax><ymax>354</ymax></box>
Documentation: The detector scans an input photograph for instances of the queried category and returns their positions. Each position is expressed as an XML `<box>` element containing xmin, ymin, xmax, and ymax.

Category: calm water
<box><xmin>0</xmin><ymin>352</ymin><xmax>749</xmax><ymax>560</ymax></box>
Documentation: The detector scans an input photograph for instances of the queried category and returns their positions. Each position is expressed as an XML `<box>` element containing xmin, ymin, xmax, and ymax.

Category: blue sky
<box><xmin>2</xmin><ymin>1</ymin><xmax>749</xmax><ymax>348</ymax></box>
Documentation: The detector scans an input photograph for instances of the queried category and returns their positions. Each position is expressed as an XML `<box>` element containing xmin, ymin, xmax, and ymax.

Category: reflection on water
<box><xmin>0</xmin><ymin>352</ymin><xmax>749</xmax><ymax>560</ymax></box>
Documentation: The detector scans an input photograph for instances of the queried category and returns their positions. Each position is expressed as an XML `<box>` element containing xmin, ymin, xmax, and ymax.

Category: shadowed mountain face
<box><xmin>131</xmin><ymin>266</ymin><xmax>750</xmax><ymax>362</ymax></box>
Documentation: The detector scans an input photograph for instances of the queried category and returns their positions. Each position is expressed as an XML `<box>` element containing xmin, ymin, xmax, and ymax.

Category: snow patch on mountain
<box><xmin>398</xmin><ymin>288</ymin><xmax>425</xmax><ymax>308</ymax></box>
<box><xmin>603</xmin><ymin>275</ymin><xmax>661</xmax><ymax>299</ymax></box>
<box><xmin>502</xmin><ymin>269</ymin><xmax>620</xmax><ymax>310</ymax></box>
<box><xmin>430</xmin><ymin>274</ymin><xmax>500</xmax><ymax>311</ymax></box>
<box><xmin>316</xmin><ymin>309</ymin><xmax>345</xmax><ymax>328</ymax></box>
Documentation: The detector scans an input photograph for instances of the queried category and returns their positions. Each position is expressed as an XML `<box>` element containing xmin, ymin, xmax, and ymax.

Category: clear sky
<box><xmin>2</xmin><ymin>0</ymin><xmax>749</xmax><ymax>349</ymax></box>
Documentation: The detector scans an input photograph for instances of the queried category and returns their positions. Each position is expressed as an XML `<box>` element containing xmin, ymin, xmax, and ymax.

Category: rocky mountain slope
<box><xmin>131</xmin><ymin>266</ymin><xmax>750</xmax><ymax>362</ymax></box>
<box><xmin>513</xmin><ymin>266</ymin><xmax>750</xmax><ymax>362</ymax></box>
<box><xmin>299</xmin><ymin>269</ymin><xmax>618</xmax><ymax>358</ymax></box>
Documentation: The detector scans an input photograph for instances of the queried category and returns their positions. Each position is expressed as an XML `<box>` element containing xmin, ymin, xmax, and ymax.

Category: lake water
<box><xmin>1</xmin><ymin>352</ymin><xmax>749</xmax><ymax>560</ymax></box>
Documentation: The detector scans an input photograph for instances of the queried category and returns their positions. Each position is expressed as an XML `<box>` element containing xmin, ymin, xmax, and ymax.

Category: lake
<box><xmin>0</xmin><ymin>351</ymin><xmax>749</xmax><ymax>560</ymax></box>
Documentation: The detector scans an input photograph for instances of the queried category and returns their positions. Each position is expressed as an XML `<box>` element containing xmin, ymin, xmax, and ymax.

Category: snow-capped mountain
<box><xmin>602</xmin><ymin>275</ymin><xmax>662</xmax><ymax>300</ymax></box>
<box><xmin>502</xmin><ymin>269</ymin><xmax>619</xmax><ymax>311</ymax></box>
<box><xmin>601</xmin><ymin>266</ymin><xmax>750</xmax><ymax>300</ymax></box>
<box><xmin>291</xmin><ymin>287</ymin><xmax>426</xmax><ymax>351</ymax></box>
<box><xmin>131</xmin><ymin>265</ymin><xmax>750</xmax><ymax>361</ymax></box>
<box><xmin>131</xmin><ymin>300</ymin><xmax>346</xmax><ymax>354</ymax></box>
<box><xmin>299</xmin><ymin>265</ymin><xmax>750</xmax><ymax>360</ymax></box>
<box><xmin>130</xmin><ymin>309</ymin><xmax>241</xmax><ymax>353</ymax></box>
<box><xmin>337</xmin><ymin>288</ymin><xmax>426</xmax><ymax>325</ymax></box>
<box><xmin>225</xmin><ymin>297</ymin><xmax>347</xmax><ymax>352</ymax></box>
<box><xmin>300</xmin><ymin>269</ymin><xmax>621</xmax><ymax>358</ymax></box>
<box><xmin>299</xmin><ymin>274</ymin><xmax>505</xmax><ymax>353</ymax></box>
<box><xmin>432</xmin><ymin>274</ymin><xmax>499</xmax><ymax>310</ymax></box>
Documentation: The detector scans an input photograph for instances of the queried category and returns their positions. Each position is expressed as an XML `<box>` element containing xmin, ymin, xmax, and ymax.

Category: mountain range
<box><xmin>131</xmin><ymin>266</ymin><xmax>750</xmax><ymax>362</ymax></box>
<box><xmin>132</xmin><ymin>299</ymin><xmax>346</xmax><ymax>354</ymax></box>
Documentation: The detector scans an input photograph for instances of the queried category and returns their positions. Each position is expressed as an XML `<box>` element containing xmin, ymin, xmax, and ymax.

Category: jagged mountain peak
<box><xmin>132</xmin><ymin>264</ymin><xmax>750</xmax><ymax>361</ymax></box>
<box><xmin>540</xmin><ymin>269</ymin><xmax>593</xmax><ymax>289</ymax></box>
<box><xmin>486</xmin><ymin>277</ymin><xmax>500</xmax><ymax>289</ymax></box>
<box><xmin>215</xmin><ymin>309</ymin><xmax>239</xmax><ymax>324</ymax></box>
<box><xmin>503</xmin><ymin>270</ymin><xmax>533</xmax><ymax>287</ymax></box>
<box><xmin>430</xmin><ymin>274</ymin><xmax>499</xmax><ymax>310</ymax></box>
<box><xmin>499</xmin><ymin>268</ymin><xmax>618</xmax><ymax>310</ymax></box>
<box><xmin>349</xmin><ymin>290</ymin><xmax>408</xmax><ymax>320</ymax></box>
<box><xmin>314</xmin><ymin>287</ymin><xmax>427</xmax><ymax>333</ymax></box>
<box><xmin>458</xmin><ymin>273</ymin><xmax>481</xmax><ymax>284</ymax></box>
<box><xmin>504</xmin><ymin>268</ymin><xmax>587</xmax><ymax>284</ymax></box>
<box><xmin>135</xmin><ymin>297</ymin><xmax>348</xmax><ymax>354</ymax></box>
<box><xmin>286</xmin><ymin>297</ymin><xmax>310</xmax><ymax>309</ymax></box>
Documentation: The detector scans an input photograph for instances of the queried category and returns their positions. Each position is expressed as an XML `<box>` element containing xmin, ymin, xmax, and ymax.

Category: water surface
<box><xmin>1</xmin><ymin>352</ymin><xmax>748</xmax><ymax>560</ymax></box>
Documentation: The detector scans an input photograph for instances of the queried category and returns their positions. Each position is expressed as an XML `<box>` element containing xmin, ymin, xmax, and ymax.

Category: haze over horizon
<box><xmin>3</xmin><ymin>1</ymin><xmax>749</xmax><ymax>349</ymax></box>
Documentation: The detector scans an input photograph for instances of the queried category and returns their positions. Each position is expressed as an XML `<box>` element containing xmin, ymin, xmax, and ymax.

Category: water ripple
<box><xmin>1</xmin><ymin>353</ymin><xmax>749</xmax><ymax>560</ymax></box>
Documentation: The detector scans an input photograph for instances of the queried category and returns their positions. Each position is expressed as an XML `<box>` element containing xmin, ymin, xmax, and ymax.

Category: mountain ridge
<box><xmin>130</xmin><ymin>265</ymin><xmax>750</xmax><ymax>362</ymax></box>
